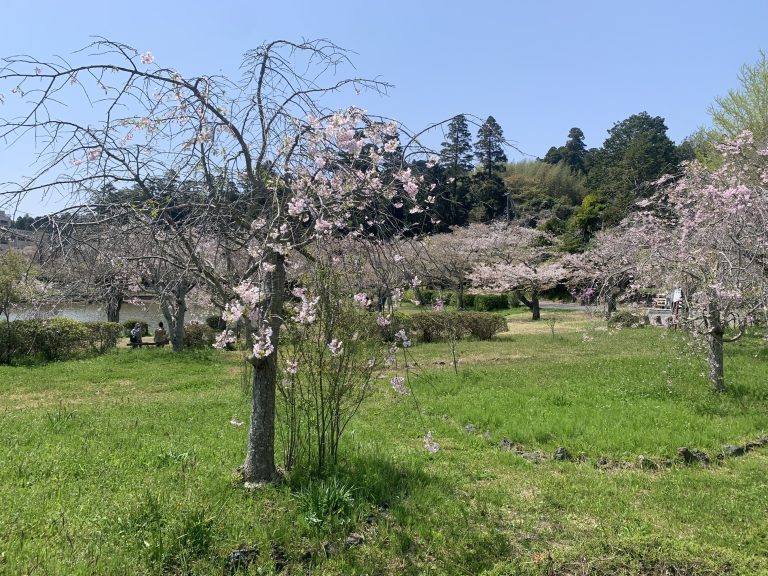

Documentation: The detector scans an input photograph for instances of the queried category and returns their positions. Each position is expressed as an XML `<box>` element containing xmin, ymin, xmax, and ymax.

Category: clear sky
<box><xmin>1</xmin><ymin>0</ymin><xmax>767</xmax><ymax>216</ymax></box>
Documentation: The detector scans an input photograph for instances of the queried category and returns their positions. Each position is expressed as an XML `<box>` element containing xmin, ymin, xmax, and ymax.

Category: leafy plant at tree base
<box><xmin>277</xmin><ymin>263</ymin><xmax>383</xmax><ymax>473</ymax></box>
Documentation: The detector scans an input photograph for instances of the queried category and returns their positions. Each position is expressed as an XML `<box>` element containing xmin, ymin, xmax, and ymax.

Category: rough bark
<box><xmin>518</xmin><ymin>291</ymin><xmax>541</xmax><ymax>320</ymax></box>
<box><xmin>106</xmin><ymin>294</ymin><xmax>122</xmax><ymax>323</ymax></box>
<box><xmin>456</xmin><ymin>283</ymin><xmax>465</xmax><ymax>310</ymax></box>
<box><xmin>708</xmin><ymin>331</ymin><xmax>725</xmax><ymax>392</ymax></box>
<box><xmin>242</xmin><ymin>254</ymin><xmax>285</xmax><ymax>485</ymax></box>
<box><xmin>706</xmin><ymin>298</ymin><xmax>726</xmax><ymax>392</ymax></box>
<box><xmin>170</xmin><ymin>283</ymin><xmax>188</xmax><ymax>352</ymax></box>
<box><xmin>605</xmin><ymin>292</ymin><xmax>618</xmax><ymax>320</ymax></box>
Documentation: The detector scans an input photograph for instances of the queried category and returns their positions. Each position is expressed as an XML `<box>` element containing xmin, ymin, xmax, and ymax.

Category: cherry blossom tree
<box><xmin>0</xmin><ymin>40</ymin><xmax>435</xmax><ymax>484</ymax></box>
<box><xmin>564</xmin><ymin>227</ymin><xmax>645</xmax><ymax>319</ymax></box>
<box><xmin>469</xmin><ymin>225</ymin><xmax>564</xmax><ymax>320</ymax></box>
<box><xmin>410</xmin><ymin>222</ymin><xmax>513</xmax><ymax>309</ymax></box>
<box><xmin>622</xmin><ymin>131</ymin><xmax>768</xmax><ymax>391</ymax></box>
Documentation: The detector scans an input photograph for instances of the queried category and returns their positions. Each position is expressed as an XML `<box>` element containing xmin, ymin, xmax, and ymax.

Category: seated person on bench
<box><xmin>154</xmin><ymin>321</ymin><xmax>169</xmax><ymax>345</ymax></box>
<box><xmin>129</xmin><ymin>323</ymin><xmax>143</xmax><ymax>346</ymax></box>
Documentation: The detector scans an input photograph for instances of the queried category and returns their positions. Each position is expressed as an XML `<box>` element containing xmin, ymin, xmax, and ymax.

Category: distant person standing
<box><xmin>154</xmin><ymin>321</ymin><xmax>168</xmax><ymax>344</ymax></box>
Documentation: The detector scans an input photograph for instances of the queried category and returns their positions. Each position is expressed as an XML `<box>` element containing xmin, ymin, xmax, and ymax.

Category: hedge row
<box><xmin>402</xmin><ymin>289</ymin><xmax>518</xmax><ymax>311</ymax></box>
<box><xmin>0</xmin><ymin>318</ymin><xmax>123</xmax><ymax>363</ymax></box>
<box><xmin>368</xmin><ymin>311</ymin><xmax>507</xmax><ymax>344</ymax></box>
<box><xmin>403</xmin><ymin>311</ymin><xmax>508</xmax><ymax>342</ymax></box>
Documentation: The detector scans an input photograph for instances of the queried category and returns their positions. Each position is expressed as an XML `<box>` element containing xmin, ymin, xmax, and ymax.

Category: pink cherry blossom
<box><xmin>390</xmin><ymin>376</ymin><xmax>409</xmax><ymax>395</ymax></box>
<box><xmin>327</xmin><ymin>338</ymin><xmax>344</xmax><ymax>357</ymax></box>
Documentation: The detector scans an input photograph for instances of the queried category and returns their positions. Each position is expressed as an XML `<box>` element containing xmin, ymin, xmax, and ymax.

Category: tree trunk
<box><xmin>242</xmin><ymin>254</ymin><xmax>285</xmax><ymax>485</ymax></box>
<box><xmin>106</xmin><ymin>295</ymin><xmax>122</xmax><ymax>323</ymax></box>
<box><xmin>456</xmin><ymin>283</ymin><xmax>465</xmax><ymax>310</ymax></box>
<box><xmin>170</xmin><ymin>305</ymin><xmax>186</xmax><ymax>351</ymax></box>
<box><xmin>243</xmin><ymin>353</ymin><xmax>280</xmax><ymax>484</ymax></box>
<box><xmin>605</xmin><ymin>292</ymin><xmax>617</xmax><ymax>320</ymax></box>
<box><xmin>708</xmin><ymin>330</ymin><xmax>725</xmax><ymax>392</ymax></box>
<box><xmin>531</xmin><ymin>296</ymin><xmax>540</xmax><ymax>320</ymax></box>
<box><xmin>706</xmin><ymin>298</ymin><xmax>726</xmax><ymax>392</ymax></box>
<box><xmin>159</xmin><ymin>280</ymin><xmax>190</xmax><ymax>351</ymax></box>
<box><xmin>518</xmin><ymin>290</ymin><xmax>541</xmax><ymax>321</ymax></box>
<box><xmin>170</xmin><ymin>283</ymin><xmax>188</xmax><ymax>351</ymax></box>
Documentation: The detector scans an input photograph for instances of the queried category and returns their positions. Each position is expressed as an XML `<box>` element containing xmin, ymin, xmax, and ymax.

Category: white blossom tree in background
<box><xmin>0</xmin><ymin>39</ymin><xmax>436</xmax><ymax>484</ymax></box>
<box><xmin>470</xmin><ymin>225</ymin><xmax>565</xmax><ymax>319</ymax></box>
<box><xmin>564</xmin><ymin>226</ymin><xmax>645</xmax><ymax>319</ymax></box>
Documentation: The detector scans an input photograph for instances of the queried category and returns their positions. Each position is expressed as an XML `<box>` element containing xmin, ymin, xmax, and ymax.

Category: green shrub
<box><xmin>204</xmin><ymin>314</ymin><xmax>226</xmax><ymax>330</ymax></box>
<box><xmin>460</xmin><ymin>312</ymin><xmax>508</xmax><ymax>340</ymax></box>
<box><xmin>184</xmin><ymin>323</ymin><xmax>216</xmax><ymax>348</ymax></box>
<box><xmin>0</xmin><ymin>318</ymin><xmax>121</xmax><ymax>363</ymax></box>
<box><xmin>82</xmin><ymin>321</ymin><xmax>124</xmax><ymax>353</ymax></box>
<box><xmin>473</xmin><ymin>293</ymin><xmax>509</xmax><ymax>312</ymax></box>
<box><xmin>607</xmin><ymin>310</ymin><xmax>647</xmax><ymax>328</ymax></box>
<box><xmin>402</xmin><ymin>288</ymin><xmax>436</xmax><ymax>305</ymax></box>
<box><xmin>122</xmin><ymin>320</ymin><xmax>149</xmax><ymax>337</ymax></box>
<box><xmin>367</xmin><ymin>311</ymin><xmax>412</xmax><ymax>343</ymax></box>
<box><xmin>14</xmin><ymin>317</ymin><xmax>89</xmax><ymax>360</ymax></box>
<box><xmin>461</xmin><ymin>293</ymin><xmax>476</xmax><ymax>309</ymax></box>
<box><xmin>409</xmin><ymin>311</ymin><xmax>454</xmax><ymax>343</ymax></box>
<box><xmin>407</xmin><ymin>311</ymin><xmax>507</xmax><ymax>342</ymax></box>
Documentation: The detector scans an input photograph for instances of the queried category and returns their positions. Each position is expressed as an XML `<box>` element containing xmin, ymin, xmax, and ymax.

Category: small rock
<box><xmin>520</xmin><ymin>451</ymin><xmax>543</xmax><ymax>462</ymax></box>
<box><xmin>553</xmin><ymin>447</ymin><xmax>571</xmax><ymax>461</ymax></box>
<box><xmin>638</xmin><ymin>455</ymin><xmax>657</xmax><ymax>470</ymax></box>
<box><xmin>271</xmin><ymin>544</ymin><xmax>287</xmax><ymax>573</ymax></box>
<box><xmin>723</xmin><ymin>444</ymin><xmax>745</xmax><ymax>457</ymax></box>
<box><xmin>499</xmin><ymin>437</ymin><xmax>513</xmax><ymax>451</ymax></box>
<box><xmin>464</xmin><ymin>423</ymin><xmax>477</xmax><ymax>434</ymax></box>
<box><xmin>344</xmin><ymin>533</ymin><xmax>365</xmax><ymax>549</ymax></box>
<box><xmin>224</xmin><ymin>547</ymin><xmax>258</xmax><ymax>576</ymax></box>
<box><xmin>678</xmin><ymin>447</ymin><xmax>709</xmax><ymax>464</ymax></box>
<box><xmin>692</xmin><ymin>450</ymin><xmax>709</xmax><ymax>464</ymax></box>
<box><xmin>323</xmin><ymin>542</ymin><xmax>333</xmax><ymax>558</ymax></box>
<box><xmin>597</xmin><ymin>456</ymin><xmax>608</xmax><ymax>467</ymax></box>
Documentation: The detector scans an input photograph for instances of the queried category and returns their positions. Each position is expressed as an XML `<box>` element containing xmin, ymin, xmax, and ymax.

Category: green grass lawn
<box><xmin>1</xmin><ymin>314</ymin><xmax>767</xmax><ymax>575</ymax></box>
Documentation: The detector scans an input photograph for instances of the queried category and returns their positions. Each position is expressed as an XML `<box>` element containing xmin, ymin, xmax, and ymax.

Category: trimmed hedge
<box><xmin>406</xmin><ymin>311</ymin><xmax>507</xmax><ymax>342</ymax></box>
<box><xmin>472</xmin><ymin>293</ymin><xmax>509</xmax><ymax>312</ymax></box>
<box><xmin>0</xmin><ymin>318</ymin><xmax>123</xmax><ymax>363</ymax></box>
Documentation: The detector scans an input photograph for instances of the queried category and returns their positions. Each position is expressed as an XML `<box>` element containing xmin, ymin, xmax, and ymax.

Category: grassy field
<box><xmin>1</xmin><ymin>312</ymin><xmax>767</xmax><ymax>575</ymax></box>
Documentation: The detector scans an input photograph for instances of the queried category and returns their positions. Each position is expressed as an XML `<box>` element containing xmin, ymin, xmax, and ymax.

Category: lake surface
<box><xmin>10</xmin><ymin>301</ymin><xmax>214</xmax><ymax>328</ymax></box>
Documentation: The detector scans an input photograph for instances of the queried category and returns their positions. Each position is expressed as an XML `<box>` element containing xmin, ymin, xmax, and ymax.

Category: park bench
<box><xmin>129</xmin><ymin>340</ymin><xmax>169</xmax><ymax>348</ymax></box>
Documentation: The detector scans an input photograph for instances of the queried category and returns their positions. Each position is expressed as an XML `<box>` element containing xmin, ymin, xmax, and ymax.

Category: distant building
<box><xmin>0</xmin><ymin>210</ymin><xmax>36</xmax><ymax>252</ymax></box>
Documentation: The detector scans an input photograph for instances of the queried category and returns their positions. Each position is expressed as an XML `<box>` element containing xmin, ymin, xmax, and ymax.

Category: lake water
<box><xmin>10</xmin><ymin>300</ymin><xmax>215</xmax><ymax>328</ymax></box>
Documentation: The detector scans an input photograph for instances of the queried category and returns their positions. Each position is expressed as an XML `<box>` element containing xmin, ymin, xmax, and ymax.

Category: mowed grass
<box><xmin>0</xmin><ymin>314</ymin><xmax>767</xmax><ymax>575</ymax></box>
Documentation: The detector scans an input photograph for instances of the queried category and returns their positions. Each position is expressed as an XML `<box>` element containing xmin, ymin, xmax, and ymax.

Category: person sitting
<box><xmin>130</xmin><ymin>323</ymin><xmax>143</xmax><ymax>347</ymax></box>
<box><xmin>154</xmin><ymin>321</ymin><xmax>169</xmax><ymax>345</ymax></box>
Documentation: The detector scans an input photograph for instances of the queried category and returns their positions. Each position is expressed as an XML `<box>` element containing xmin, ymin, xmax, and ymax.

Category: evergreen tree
<box><xmin>474</xmin><ymin>116</ymin><xmax>507</xmax><ymax>177</ymax></box>
<box><xmin>563</xmin><ymin>127</ymin><xmax>587</xmax><ymax>173</ymax></box>
<box><xmin>542</xmin><ymin>127</ymin><xmax>587</xmax><ymax>173</ymax></box>
<box><xmin>587</xmin><ymin>112</ymin><xmax>679</xmax><ymax>226</ymax></box>
<box><xmin>439</xmin><ymin>114</ymin><xmax>474</xmax><ymax>226</ymax></box>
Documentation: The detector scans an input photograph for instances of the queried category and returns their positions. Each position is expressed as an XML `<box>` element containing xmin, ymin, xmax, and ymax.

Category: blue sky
<box><xmin>1</xmin><ymin>0</ymin><xmax>767</xmax><ymax>216</ymax></box>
